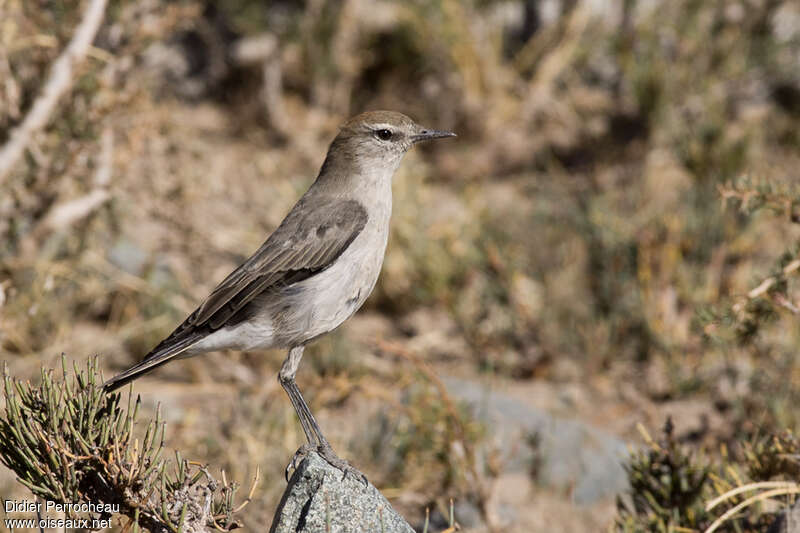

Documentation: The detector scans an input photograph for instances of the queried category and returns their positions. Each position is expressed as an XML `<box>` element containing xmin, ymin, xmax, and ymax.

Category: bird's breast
<box><xmin>309</xmin><ymin>218</ymin><xmax>388</xmax><ymax>315</ymax></box>
<box><xmin>267</xmin><ymin>206</ymin><xmax>391</xmax><ymax>346</ymax></box>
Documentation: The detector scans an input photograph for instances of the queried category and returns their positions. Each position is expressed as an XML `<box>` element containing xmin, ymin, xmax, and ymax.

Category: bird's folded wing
<box><xmin>187</xmin><ymin>195</ymin><xmax>368</xmax><ymax>331</ymax></box>
<box><xmin>137</xmin><ymin>195</ymin><xmax>368</xmax><ymax>359</ymax></box>
<box><xmin>103</xmin><ymin>196</ymin><xmax>368</xmax><ymax>392</ymax></box>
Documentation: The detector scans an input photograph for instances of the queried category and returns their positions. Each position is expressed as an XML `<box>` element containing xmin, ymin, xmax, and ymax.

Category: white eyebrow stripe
<box><xmin>369</xmin><ymin>123</ymin><xmax>395</xmax><ymax>130</ymax></box>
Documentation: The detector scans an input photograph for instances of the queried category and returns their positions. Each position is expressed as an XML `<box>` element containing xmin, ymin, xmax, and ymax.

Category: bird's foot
<box><xmin>284</xmin><ymin>441</ymin><xmax>367</xmax><ymax>484</ymax></box>
<box><xmin>285</xmin><ymin>443</ymin><xmax>314</xmax><ymax>482</ymax></box>
<box><xmin>317</xmin><ymin>440</ymin><xmax>368</xmax><ymax>485</ymax></box>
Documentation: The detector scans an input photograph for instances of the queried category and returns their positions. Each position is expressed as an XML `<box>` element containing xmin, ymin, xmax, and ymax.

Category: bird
<box><xmin>103</xmin><ymin>110</ymin><xmax>456</xmax><ymax>479</ymax></box>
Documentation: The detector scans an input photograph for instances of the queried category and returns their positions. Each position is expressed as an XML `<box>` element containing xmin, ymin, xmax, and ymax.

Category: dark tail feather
<box><xmin>103</xmin><ymin>331</ymin><xmax>205</xmax><ymax>392</ymax></box>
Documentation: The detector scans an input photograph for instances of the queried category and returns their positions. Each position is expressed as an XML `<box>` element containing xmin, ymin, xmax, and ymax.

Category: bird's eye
<box><xmin>375</xmin><ymin>129</ymin><xmax>393</xmax><ymax>141</ymax></box>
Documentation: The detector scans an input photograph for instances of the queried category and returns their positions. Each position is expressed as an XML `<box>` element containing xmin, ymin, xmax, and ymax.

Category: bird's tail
<box><xmin>103</xmin><ymin>331</ymin><xmax>205</xmax><ymax>392</ymax></box>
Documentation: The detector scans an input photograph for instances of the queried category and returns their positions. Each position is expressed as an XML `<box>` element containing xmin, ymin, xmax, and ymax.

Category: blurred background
<box><xmin>2</xmin><ymin>0</ymin><xmax>800</xmax><ymax>531</ymax></box>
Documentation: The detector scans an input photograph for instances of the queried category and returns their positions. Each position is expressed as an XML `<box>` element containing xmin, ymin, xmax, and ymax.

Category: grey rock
<box><xmin>767</xmin><ymin>499</ymin><xmax>800</xmax><ymax>533</ymax></box>
<box><xmin>444</xmin><ymin>377</ymin><xmax>630</xmax><ymax>504</ymax></box>
<box><xmin>452</xmin><ymin>499</ymin><xmax>484</xmax><ymax>529</ymax></box>
<box><xmin>108</xmin><ymin>238</ymin><xmax>148</xmax><ymax>276</ymax></box>
<box><xmin>269</xmin><ymin>452</ymin><xmax>415</xmax><ymax>533</ymax></box>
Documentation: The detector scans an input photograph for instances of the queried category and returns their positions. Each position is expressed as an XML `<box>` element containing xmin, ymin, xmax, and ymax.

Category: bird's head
<box><xmin>324</xmin><ymin>111</ymin><xmax>456</xmax><ymax>177</ymax></box>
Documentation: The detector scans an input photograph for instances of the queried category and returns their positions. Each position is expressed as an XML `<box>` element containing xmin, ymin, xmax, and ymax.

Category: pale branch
<box><xmin>0</xmin><ymin>0</ymin><xmax>108</xmax><ymax>184</ymax></box>
<box><xmin>733</xmin><ymin>258</ymin><xmax>800</xmax><ymax>313</ymax></box>
<box><xmin>230</xmin><ymin>33</ymin><xmax>290</xmax><ymax>137</ymax></box>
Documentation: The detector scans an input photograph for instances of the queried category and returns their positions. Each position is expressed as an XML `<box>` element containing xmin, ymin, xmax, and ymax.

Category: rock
<box><xmin>444</xmin><ymin>377</ymin><xmax>630</xmax><ymax>504</ymax></box>
<box><xmin>269</xmin><ymin>452</ymin><xmax>415</xmax><ymax>533</ymax></box>
<box><xmin>767</xmin><ymin>499</ymin><xmax>800</xmax><ymax>533</ymax></box>
<box><xmin>108</xmin><ymin>238</ymin><xmax>148</xmax><ymax>276</ymax></box>
<box><xmin>452</xmin><ymin>499</ymin><xmax>484</xmax><ymax>529</ymax></box>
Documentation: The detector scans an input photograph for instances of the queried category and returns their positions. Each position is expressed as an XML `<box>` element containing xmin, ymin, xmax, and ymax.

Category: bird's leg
<box><xmin>278</xmin><ymin>346</ymin><xmax>366</xmax><ymax>483</ymax></box>
<box><xmin>279</xmin><ymin>347</ymin><xmax>318</xmax><ymax>445</ymax></box>
<box><xmin>279</xmin><ymin>346</ymin><xmax>319</xmax><ymax>479</ymax></box>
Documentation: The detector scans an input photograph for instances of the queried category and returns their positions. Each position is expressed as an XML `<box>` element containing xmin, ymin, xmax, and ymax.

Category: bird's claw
<box><xmin>283</xmin><ymin>442</ymin><xmax>368</xmax><ymax>485</ymax></box>
<box><xmin>317</xmin><ymin>441</ymin><xmax>368</xmax><ymax>485</ymax></box>
<box><xmin>285</xmin><ymin>443</ymin><xmax>314</xmax><ymax>482</ymax></box>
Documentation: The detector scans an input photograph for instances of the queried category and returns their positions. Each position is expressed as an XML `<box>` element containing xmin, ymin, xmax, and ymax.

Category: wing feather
<box><xmin>189</xmin><ymin>196</ymin><xmax>367</xmax><ymax>328</ymax></box>
<box><xmin>104</xmin><ymin>195</ymin><xmax>368</xmax><ymax>391</ymax></box>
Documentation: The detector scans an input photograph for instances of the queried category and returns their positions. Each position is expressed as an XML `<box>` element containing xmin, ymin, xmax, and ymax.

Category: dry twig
<box><xmin>733</xmin><ymin>258</ymin><xmax>800</xmax><ymax>314</ymax></box>
<box><xmin>0</xmin><ymin>0</ymin><xmax>108</xmax><ymax>184</ymax></box>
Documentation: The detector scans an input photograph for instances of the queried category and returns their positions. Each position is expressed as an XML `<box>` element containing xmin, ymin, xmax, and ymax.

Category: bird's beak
<box><xmin>411</xmin><ymin>129</ymin><xmax>457</xmax><ymax>144</ymax></box>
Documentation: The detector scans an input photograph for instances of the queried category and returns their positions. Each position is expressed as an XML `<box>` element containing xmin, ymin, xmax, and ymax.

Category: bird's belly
<box><xmin>279</xmin><ymin>233</ymin><xmax>385</xmax><ymax>343</ymax></box>
<box><xmin>187</xmin><ymin>317</ymin><xmax>277</xmax><ymax>354</ymax></box>
<box><xmin>188</xmin><ymin>225</ymin><xmax>388</xmax><ymax>353</ymax></box>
